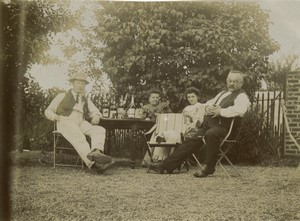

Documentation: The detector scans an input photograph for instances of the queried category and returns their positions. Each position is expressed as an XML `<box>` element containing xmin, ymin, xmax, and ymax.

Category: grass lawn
<box><xmin>9</xmin><ymin>151</ymin><xmax>300</xmax><ymax>221</ymax></box>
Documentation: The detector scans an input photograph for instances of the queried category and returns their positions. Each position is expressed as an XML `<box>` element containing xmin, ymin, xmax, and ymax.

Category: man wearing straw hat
<box><xmin>45</xmin><ymin>71</ymin><xmax>114</xmax><ymax>173</ymax></box>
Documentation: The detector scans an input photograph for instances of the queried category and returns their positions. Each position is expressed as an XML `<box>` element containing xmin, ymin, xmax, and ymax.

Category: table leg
<box><xmin>130</xmin><ymin>129</ymin><xmax>139</xmax><ymax>169</ymax></box>
<box><xmin>104</xmin><ymin>129</ymin><xmax>112</xmax><ymax>156</ymax></box>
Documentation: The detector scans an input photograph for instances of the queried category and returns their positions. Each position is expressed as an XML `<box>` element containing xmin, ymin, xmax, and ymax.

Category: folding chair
<box><xmin>53</xmin><ymin>122</ymin><xmax>84</xmax><ymax>169</ymax></box>
<box><xmin>216</xmin><ymin>118</ymin><xmax>242</xmax><ymax>178</ymax></box>
<box><xmin>193</xmin><ymin>117</ymin><xmax>242</xmax><ymax>178</ymax></box>
<box><xmin>143</xmin><ymin>113</ymin><xmax>189</xmax><ymax>172</ymax></box>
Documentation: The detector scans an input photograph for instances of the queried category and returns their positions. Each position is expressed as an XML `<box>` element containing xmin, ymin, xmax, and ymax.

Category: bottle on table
<box><xmin>109</xmin><ymin>96</ymin><xmax>117</xmax><ymax>119</ymax></box>
<box><xmin>127</xmin><ymin>94</ymin><xmax>136</xmax><ymax>118</ymax></box>
<box><xmin>117</xmin><ymin>94</ymin><xmax>126</xmax><ymax>119</ymax></box>
<box><xmin>102</xmin><ymin>95</ymin><xmax>110</xmax><ymax>118</ymax></box>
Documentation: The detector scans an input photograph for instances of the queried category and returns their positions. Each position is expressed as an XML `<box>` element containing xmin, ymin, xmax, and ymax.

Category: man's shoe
<box><xmin>148</xmin><ymin>161</ymin><xmax>165</xmax><ymax>174</ymax></box>
<box><xmin>193</xmin><ymin>166</ymin><xmax>215</xmax><ymax>178</ymax></box>
<box><xmin>87</xmin><ymin>149</ymin><xmax>112</xmax><ymax>164</ymax></box>
<box><xmin>93</xmin><ymin>161</ymin><xmax>115</xmax><ymax>174</ymax></box>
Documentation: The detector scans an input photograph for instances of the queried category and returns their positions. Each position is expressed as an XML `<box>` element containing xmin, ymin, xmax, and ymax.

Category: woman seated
<box><xmin>142</xmin><ymin>87</ymin><xmax>205</xmax><ymax>165</ymax></box>
<box><xmin>182</xmin><ymin>87</ymin><xmax>205</xmax><ymax>139</ymax></box>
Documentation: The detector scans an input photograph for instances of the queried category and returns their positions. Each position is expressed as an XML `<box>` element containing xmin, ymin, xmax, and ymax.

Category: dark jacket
<box><xmin>56</xmin><ymin>90</ymin><xmax>90</xmax><ymax>121</ymax></box>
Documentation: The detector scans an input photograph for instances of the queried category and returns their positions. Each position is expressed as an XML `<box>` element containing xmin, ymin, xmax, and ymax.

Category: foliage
<box><xmin>22</xmin><ymin>75</ymin><xmax>50</xmax><ymax>150</ymax></box>
<box><xmin>95</xmin><ymin>2</ymin><xmax>279</xmax><ymax>111</ymax></box>
<box><xmin>1</xmin><ymin>1</ymin><xmax>73</xmax><ymax>150</ymax></box>
<box><xmin>227</xmin><ymin>107</ymin><xmax>278</xmax><ymax>164</ymax></box>
<box><xmin>264</xmin><ymin>54</ymin><xmax>300</xmax><ymax>90</ymax></box>
<box><xmin>22</xmin><ymin>82</ymin><xmax>66</xmax><ymax>151</ymax></box>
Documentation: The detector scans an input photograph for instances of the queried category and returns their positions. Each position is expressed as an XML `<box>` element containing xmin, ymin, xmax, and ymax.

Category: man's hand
<box><xmin>91</xmin><ymin>115</ymin><xmax>100</xmax><ymax>125</ymax></box>
<box><xmin>212</xmin><ymin>106</ymin><xmax>221</xmax><ymax>118</ymax></box>
<box><xmin>205</xmin><ymin>105</ymin><xmax>217</xmax><ymax>115</ymax></box>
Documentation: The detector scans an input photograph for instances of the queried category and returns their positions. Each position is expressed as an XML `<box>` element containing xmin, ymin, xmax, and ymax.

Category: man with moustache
<box><xmin>148</xmin><ymin>70</ymin><xmax>250</xmax><ymax>178</ymax></box>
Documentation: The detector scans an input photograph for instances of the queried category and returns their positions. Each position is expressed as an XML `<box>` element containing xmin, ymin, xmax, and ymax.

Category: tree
<box><xmin>1</xmin><ymin>0</ymin><xmax>73</xmax><ymax>150</ymax></box>
<box><xmin>94</xmin><ymin>2</ymin><xmax>279</xmax><ymax>111</ymax></box>
<box><xmin>265</xmin><ymin>54</ymin><xmax>300</xmax><ymax>90</ymax></box>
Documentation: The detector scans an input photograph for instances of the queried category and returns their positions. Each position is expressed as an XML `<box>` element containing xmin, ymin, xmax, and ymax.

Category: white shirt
<box><xmin>205</xmin><ymin>91</ymin><xmax>250</xmax><ymax>118</ymax></box>
<box><xmin>45</xmin><ymin>91</ymin><xmax>101</xmax><ymax>121</ymax></box>
<box><xmin>182</xmin><ymin>102</ymin><xmax>206</xmax><ymax>124</ymax></box>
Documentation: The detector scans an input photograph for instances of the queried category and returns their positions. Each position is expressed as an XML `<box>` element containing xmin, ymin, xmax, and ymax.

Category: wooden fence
<box><xmin>252</xmin><ymin>91</ymin><xmax>285</xmax><ymax>156</ymax></box>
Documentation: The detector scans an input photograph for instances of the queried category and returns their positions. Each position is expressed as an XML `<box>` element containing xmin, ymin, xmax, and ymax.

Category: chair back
<box><xmin>53</xmin><ymin>121</ymin><xmax>58</xmax><ymax>132</ymax></box>
<box><xmin>154</xmin><ymin>113</ymin><xmax>188</xmax><ymax>136</ymax></box>
<box><xmin>228</xmin><ymin>117</ymin><xmax>243</xmax><ymax>141</ymax></box>
<box><xmin>221</xmin><ymin>117</ymin><xmax>243</xmax><ymax>147</ymax></box>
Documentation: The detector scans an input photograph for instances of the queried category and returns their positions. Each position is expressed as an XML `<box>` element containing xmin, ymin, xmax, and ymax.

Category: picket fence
<box><xmin>253</xmin><ymin>90</ymin><xmax>285</xmax><ymax>156</ymax></box>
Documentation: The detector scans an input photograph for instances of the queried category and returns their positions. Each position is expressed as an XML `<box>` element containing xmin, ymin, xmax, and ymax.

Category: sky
<box><xmin>259</xmin><ymin>0</ymin><xmax>300</xmax><ymax>62</ymax></box>
<box><xmin>30</xmin><ymin>0</ymin><xmax>300</xmax><ymax>91</ymax></box>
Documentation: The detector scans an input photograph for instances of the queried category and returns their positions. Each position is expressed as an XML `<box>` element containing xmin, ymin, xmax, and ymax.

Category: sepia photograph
<box><xmin>1</xmin><ymin>0</ymin><xmax>300</xmax><ymax>220</ymax></box>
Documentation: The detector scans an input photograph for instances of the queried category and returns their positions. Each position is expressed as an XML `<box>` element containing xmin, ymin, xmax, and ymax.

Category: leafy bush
<box><xmin>227</xmin><ymin>108</ymin><xmax>273</xmax><ymax>164</ymax></box>
<box><xmin>22</xmin><ymin>80</ymin><xmax>64</xmax><ymax>151</ymax></box>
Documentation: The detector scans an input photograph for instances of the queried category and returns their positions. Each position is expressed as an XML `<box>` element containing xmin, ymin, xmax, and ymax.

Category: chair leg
<box><xmin>185</xmin><ymin>160</ymin><xmax>189</xmax><ymax>171</ymax></box>
<box><xmin>177</xmin><ymin>165</ymin><xmax>181</xmax><ymax>172</ymax></box>
<box><xmin>53</xmin><ymin>133</ymin><xmax>85</xmax><ymax>170</ymax></box>
<box><xmin>143</xmin><ymin>133</ymin><xmax>154</xmax><ymax>163</ymax></box>
<box><xmin>222</xmin><ymin>153</ymin><xmax>241</xmax><ymax>177</ymax></box>
<box><xmin>177</xmin><ymin>160</ymin><xmax>190</xmax><ymax>172</ymax></box>
<box><xmin>218</xmin><ymin>148</ymin><xmax>241</xmax><ymax>178</ymax></box>
<box><xmin>75</xmin><ymin>156</ymin><xmax>84</xmax><ymax>169</ymax></box>
<box><xmin>146</xmin><ymin>146</ymin><xmax>154</xmax><ymax>173</ymax></box>
<box><xmin>192</xmin><ymin>154</ymin><xmax>203</xmax><ymax>170</ymax></box>
<box><xmin>53</xmin><ymin>134</ymin><xmax>57</xmax><ymax>169</ymax></box>
<box><xmin>217</xmin><ymin>161</ymin><xmax>232</xmax><ymax>179</ymax></box>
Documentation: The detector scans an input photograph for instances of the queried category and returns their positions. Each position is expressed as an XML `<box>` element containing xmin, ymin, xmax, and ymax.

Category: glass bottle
<box><xmin>117</xmin><ymin>95</ymin><xmax>126</xmax><ymax>118</ymax></box>
<box><xmin>102</xmin><ymin>95</ymin><xmax>110</xmax><ymax>118</ymax></box>
<box><xmin>109</xmin><ymin>96</ymin><xmax>117</xmax><ymax>119</ymax></box>
<box><xmin>127</xmin><ymin>94</ymin><xmax>136</xmax><ymax>118</ymax></box>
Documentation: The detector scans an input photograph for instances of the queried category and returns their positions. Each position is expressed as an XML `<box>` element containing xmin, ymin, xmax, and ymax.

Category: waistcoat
<box><xmin>204</xmin><ymin>89</ymin><xmax>246</xmax><ymax>138</ymax></box>
<box><xmin>56</xmin><ymin>90</ymin><xmax>90</xmax><ymax>121</ymax></box>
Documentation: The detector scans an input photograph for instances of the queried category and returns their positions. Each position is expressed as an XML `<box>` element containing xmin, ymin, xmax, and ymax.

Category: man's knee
<box><xmin>205</xmin><ymin>128</ymin><xmax>226</xmax><ymax>142</ymax></box>
<box><xmin>177</xmin><ymin>139</ymin><xmax>201</xmax><ymax>154</ymax></box>
<box><xmin>204</xmin><ymin>130</ymin><xmax>218</xmax><ymax>141</ymax></box>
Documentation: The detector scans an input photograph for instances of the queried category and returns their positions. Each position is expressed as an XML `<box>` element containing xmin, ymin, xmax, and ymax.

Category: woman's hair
<box><xmin>148</xmin><ymin>88</ymin><xmax>162</xmax><ymax>98</ymax></box>
<box><xmin>185</xmin><ymin>87</ymin><xmax>200</xmax><ymax>97</ymax></box>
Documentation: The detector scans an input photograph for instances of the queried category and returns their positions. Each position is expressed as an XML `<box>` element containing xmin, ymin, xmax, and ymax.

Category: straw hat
<box><xmin>69</xmin><ymin>72</ymin><xmax>89</xmax><ymax>84</ymax></box>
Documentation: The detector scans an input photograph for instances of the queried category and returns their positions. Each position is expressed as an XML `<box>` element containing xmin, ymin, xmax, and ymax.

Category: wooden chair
<box><xmin>143</xmin><ymin>113</ymin><xmax>189</xmax><ymax>172</ymax></box>
<box><xmin>193</xmin><ymin>118</ymin><xmax>242</xmax><ymax>178</ymax></box>
<box><xmin>52</xmin><ymin>122</ymin><xmax>84</xmax><ymax>169</ymax></box>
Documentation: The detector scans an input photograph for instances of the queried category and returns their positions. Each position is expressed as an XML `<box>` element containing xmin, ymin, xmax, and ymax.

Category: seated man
<box><xmin>45</xmin><ymin>71</ymin><xmax>114</xmax><ymax>173</ymax></box>
<box><xmin>148</xmin><ymin>70</ymin><xmax>250</xmax><ymax>178</ymax></box>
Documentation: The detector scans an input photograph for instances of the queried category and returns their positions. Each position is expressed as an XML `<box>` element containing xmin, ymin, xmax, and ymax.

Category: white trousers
<box><xmin>57</xmin><ymin>112</ymin><xmax>106</xmax><ymax>168</ymax></box>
